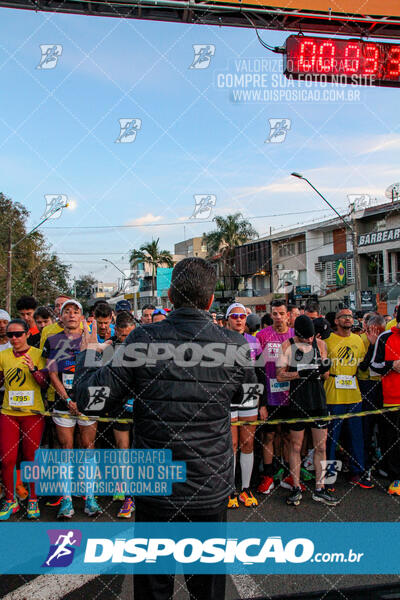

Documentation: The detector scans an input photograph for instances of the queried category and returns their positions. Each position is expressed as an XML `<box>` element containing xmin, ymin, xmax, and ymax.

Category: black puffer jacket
<box><xmin>73</xmin><ymin>308</ymin><xmax>260</xmax><ymax>513</ymax></box>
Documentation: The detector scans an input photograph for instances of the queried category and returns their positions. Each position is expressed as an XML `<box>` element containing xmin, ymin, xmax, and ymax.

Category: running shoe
<box><xmin>57</xmin><ymin>497</ymin><xmax>75</xmax><ymax>519</ymax></box>
<box><xmin>312</xmin><ymin>488</ymin><xmax>340</xmax><ymax>506</ymax></box>
<box><xmin>349</xmin><ymin>475</ymin><xmax>374</xmax><ymax>489</ymax></box>
<box><xmin>388</xmin><ymin>480</ymin><xmax>400</xmax><ymax>495</ymax></box>
<box><xmin>0</xmin><ymin>499</ymin><xmax>19</xmax><ymax>520</ymax></box>
<box><xmin>16</xmin><ymin>483</ymin><xmax>29</xmax><ymax>501</ymax></box>
<box><xmin>227</xmin><ymin>494</ymin><xmax>239</xmax><ymax>509</ymax></box>
<box><xmin>286</xmin><ymin>487</ymin><xmax>302</xmax><ymax>506</ymax></box>
<box><xmin>113</xmin><ymin>494</ymin><xmax>125</xmax><ymax>502</ymax></box>
<box><xmin>85</xmin><ymin>496</ymin><xmax>102</xmax><ymax>516</ymax></box>
<box><xmin>257</xmin><ymin>475</ymin><xmax>275</xmax><ymax>495</ymax></box>
<box><xmin>117</xmin><ymin>497</ymin><xmax>135</xmax><ymax>518</ymax></box>
<box><xmin>238</xmin><ymin>488</ymin><xmax>258</xmax><ymax>507</ymax></box>
<box><xmin>281</xmin><ymin>476</ymin><xmax>306</xmax><ymax>492</ymax></box>
<box><xmin>27</xmin><ymin>499</ymin><xmax>40</xmax><ymax>519</ymax></box>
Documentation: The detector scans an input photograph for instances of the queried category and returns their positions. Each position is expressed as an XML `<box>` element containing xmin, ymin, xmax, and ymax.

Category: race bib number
<box><xmin>335</xmin><ymin>375</ymin><xmax>356</xmax><ymax>389</ymax></box>
<box><xmin>62</xmin><ymin>373</ymin><xmax>74</xmax><ymax>390</ymax></box>
<box><xmin>270</xmin><ymin>379</ymin><xmax>290</xmax><ymax>393</ymax></box>
<box><xmin>9</xmin><ymin>390</ymin><xmax>34</xmax><ymax>407</ymax></box>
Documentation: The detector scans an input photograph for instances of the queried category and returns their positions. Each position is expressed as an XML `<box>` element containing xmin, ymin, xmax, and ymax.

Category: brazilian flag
<box><xmin>336</xmin><ymin>260</ymin><xmax>347</xmax><ymax>286</ymax></box>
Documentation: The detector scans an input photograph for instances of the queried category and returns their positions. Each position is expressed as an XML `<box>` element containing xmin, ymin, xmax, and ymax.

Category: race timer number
<box><xmin>284</xmin><ymin>35</ymin><xmax>400</xmax><ymax>87</ymax></box>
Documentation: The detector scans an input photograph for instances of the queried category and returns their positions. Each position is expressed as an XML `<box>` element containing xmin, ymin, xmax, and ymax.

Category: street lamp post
<box><xmin>6</xmin><ymin>200</ymin><xmax>69</xmax><ymax>313</ymax></box>
<box><xmin>291</xmin><ymin>173</ymin><xmax>361</xmax><ymax>311</ymax></box>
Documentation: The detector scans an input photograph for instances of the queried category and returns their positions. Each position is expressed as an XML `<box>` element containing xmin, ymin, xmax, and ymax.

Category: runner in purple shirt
<box><xmin>256</xmin><ymin>299</ymin><xmax>294</xmax><ymax>495</ymax></box>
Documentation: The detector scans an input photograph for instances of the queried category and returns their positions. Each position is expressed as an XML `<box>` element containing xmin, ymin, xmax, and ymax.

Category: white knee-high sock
<box><xmin>240</xmin><ymin>452</ymin><xmax>254</xmax><ymax>489</ymax></box>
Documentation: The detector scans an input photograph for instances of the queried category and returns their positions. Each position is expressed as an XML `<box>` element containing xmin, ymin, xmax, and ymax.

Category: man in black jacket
<box><xmin>73</xmin><ymin>257</ymin><xmax>260</xmax><ymax>600</ymax></box>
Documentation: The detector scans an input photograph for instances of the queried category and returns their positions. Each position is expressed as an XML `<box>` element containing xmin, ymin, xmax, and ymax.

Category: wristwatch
<box><xmin>30</xmin><ymin>366</ymin><xmax>38</xmax><ymax>373</ymax></box>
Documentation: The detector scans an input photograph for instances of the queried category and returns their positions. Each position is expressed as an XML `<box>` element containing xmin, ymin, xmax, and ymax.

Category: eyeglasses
<box><xmin>6</xmin><ymin>331</ymin><xmax>26</xmax><ymax>338</ymax></box>
<box><xmin>153</xmin><ymin>309</ymin><xmax>167</xmax><ymax>316</ymax></box>
<box><xmin>228</xmin><ymin>313</ymin><xmax>246</xmax><ymax>320</ymax></box>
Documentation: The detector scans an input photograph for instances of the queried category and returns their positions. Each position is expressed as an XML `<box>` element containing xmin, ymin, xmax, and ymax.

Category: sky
<box><xmin>0</xmin><ymin>7</ymin><xmax>399</xmax><ymax>283</ymax></box>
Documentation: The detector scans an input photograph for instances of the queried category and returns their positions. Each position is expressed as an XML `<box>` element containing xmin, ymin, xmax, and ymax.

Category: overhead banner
<box><xmin>210</xmin><ymin>0</ymin><xmax>400</xmax><ymax>18</ymax></box>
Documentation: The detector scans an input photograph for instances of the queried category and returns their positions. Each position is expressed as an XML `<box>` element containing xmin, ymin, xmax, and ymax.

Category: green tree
<box><xmin>0</xmin><ymin>193</ymin><xmax>71</xmax><ymax>313</ymax></box>
<box><xmin>130</xmin><ymin>239</ymin><xmax>173</xmax><ymax>302</ymax></box>
<box><xmin>203</xmin><ymin>213</ymin><xmax>258</xmax><ymax>289</ymax></box>
<box><xmin>74</xmin><ymin>274</ymin><xmax>97</xmax><ymax>305</ymax></box>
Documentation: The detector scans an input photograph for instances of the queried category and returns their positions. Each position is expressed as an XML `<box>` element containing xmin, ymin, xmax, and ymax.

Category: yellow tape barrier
<box><xmin>5</xmin><ymin>405</ymin><xmax>400</xmax><ymax>426</ymax></box>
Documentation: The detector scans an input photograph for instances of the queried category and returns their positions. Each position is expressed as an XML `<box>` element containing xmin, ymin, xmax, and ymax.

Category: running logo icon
<box><xmin>37</xmin><ymin>45</ymin><xmax>63</xmax><ymax>70</ymax></box>
<box><xmin>43</xmin><ymin>530</ymin><xmax>82</xmax><ymax>567</ymax></box>
<box><xmin>42</xmin><ymin>195</ymin><xmax>68</xmax><ymax>220</ymax></box>
<box><xmin>115</xmin><ymin>119</ymin><xmax>142</xmax><ymax>143</ymax></box>
<box><xmin>347</xmin><ymin>194</ymin><xmax>371</xmax><ymax>210</ymax></box>
<box><xmin>241</xmin><ymin>383</ymin><xmax>263</xmax><ymax>407</ymax></box>
<box><xmin>189</xmin><ymin>45</ymin><xmax>215</xmax><ymax>69</ymax></box>
<box><xmin>87</xmin><ymin>386</ymin><xmax>110</xmax><ymax>411</ymax></box>
<box><xmin>265</xmin><ymin>119</ymin><xmax>291</xmax><ymax>143</ymax></box>
<box><xmin>319</xmin><ymin>460</ymin><xmax>342</xmax><ymax>485</ymax></box>
<box><xmin>191</xmin><ymin>195</ymin><xmax>216</xmax><ymax>219</ymax></box>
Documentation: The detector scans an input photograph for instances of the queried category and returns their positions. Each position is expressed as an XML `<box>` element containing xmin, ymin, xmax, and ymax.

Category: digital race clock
<box><xmin>284</xmin><ymin>35</ymin><xmax>400</xmax><ymax>87</ymax></box>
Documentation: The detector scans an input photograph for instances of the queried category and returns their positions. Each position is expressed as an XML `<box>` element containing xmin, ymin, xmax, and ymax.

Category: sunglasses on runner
<box><xmin>228</xmin><ymin>313</ymin><xmax>246</xmax><ymax>320</ymax></box>
<box><xmin>6</xmin><ymin>331</ymin><xmax>26</xmax><ymax>338</ymax></box>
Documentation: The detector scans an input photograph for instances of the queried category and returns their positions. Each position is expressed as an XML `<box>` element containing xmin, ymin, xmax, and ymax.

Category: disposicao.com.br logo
<box><xmin>82</xmin><ymin>536</ymin><xmax>363</xmax><ymax>565</ymax></box>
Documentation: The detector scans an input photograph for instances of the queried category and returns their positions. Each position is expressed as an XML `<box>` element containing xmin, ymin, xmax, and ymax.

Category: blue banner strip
<box><xmin>0</xmin><ymin>523</ymin><xmax>398</xmax><ymax>574</ymax></box>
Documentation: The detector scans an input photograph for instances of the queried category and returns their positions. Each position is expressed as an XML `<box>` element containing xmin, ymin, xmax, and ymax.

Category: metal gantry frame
<box><xmin>2</xmin><ymin>0</ymin><xmax>400</xmax><ymax>39</ymax></box>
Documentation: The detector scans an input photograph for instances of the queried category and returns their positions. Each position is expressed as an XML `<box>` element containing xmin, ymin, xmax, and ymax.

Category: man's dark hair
<box><xmin>142</xmin><ymin>304</ymin><xmax>156</xmax><ymax>311</ymax></box>
<box><xmin>169</xmin><ymin>257</ymin><xmax>217</xmax><ymax>310</ymax></box>
<box><xmin>16</xmin><ymin>295</ymin><xmax>38</xmax><ymax>311</ymax></box>
<box><xmin>7</xmin><ymin>318</ymin><xmax>29</xmax><ymax>333</ymax></box>
<box><xmin>304</xmin><ymin>301</ymin><xmax>320</xmax><ymax>315</ymax></box>
<box><xmin>271</xmin><ymin>299</ymin><xmax>287</xmax><ymax>310</ymax></box>
<box><xmin>261</xmin><ymin>313</ymin><xmax>273</xmax><ymax>327</ymax></box>
<box><xmin>34</xmin><ymin>306</ymin><xmax>54</xmax><ymax>321</ymax></box>
<box><xmin>287</xmin><ymin>304</ymin><xmax>298</xmax><ymax>313</ymax></box>
<box><xmin>116</xmin><ymin>311</ymin><xmax>135</xmax><ymax>328</ymax></box>
<box><xmin>325</xmin><ymin>311</ymin><xmax>336</xmax><ymax>329</ymax></box>
<box><xmin>94</xmin><ymin>302</ymin><xmax>113</xmax><ymax>319</ymax></box>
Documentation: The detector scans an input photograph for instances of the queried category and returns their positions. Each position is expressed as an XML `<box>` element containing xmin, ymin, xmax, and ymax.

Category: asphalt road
<box><xmin>1</xmin><ymin>471</ymin><xmax>399</xmax><ymax>599</ymax></box>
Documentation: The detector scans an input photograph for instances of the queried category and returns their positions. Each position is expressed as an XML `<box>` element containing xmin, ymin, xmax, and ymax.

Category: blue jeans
<box><xmin>327</xmin><ymin>402</ymin><xmax>365</xmax><ymax>475</ymax></box>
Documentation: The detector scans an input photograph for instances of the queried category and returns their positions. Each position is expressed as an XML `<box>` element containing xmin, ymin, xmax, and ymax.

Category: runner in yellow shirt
<box><xmin>0</xmin><ymin>318</ymin><xmax>47</xmax><ymax>520</ymax></box>
<box><xmin>324</xmin><ymin>308</ymin><xmax>373</xmax><ymax>489</ymax></box>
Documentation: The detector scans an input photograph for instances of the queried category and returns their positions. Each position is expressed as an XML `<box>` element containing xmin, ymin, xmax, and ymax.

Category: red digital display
<box><xmin>285</xmin><ymin>35</ymin><xmax>400</xmax><ymax>86</ymax></box>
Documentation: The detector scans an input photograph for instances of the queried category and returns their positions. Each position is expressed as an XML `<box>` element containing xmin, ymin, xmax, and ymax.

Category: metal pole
<box><xmin>350</xmin><ymin>203</ymin><xmax>361</xmax><ymax>312</ymax></box>
<box><xmin>6</xmin><ymin>226</ymin><xmax>12</xmax><ymax>314</ymax></box>
<box><xmin>291</xmin><ymin>173</ymin><xmax>360</xmax><ymax>311</ymax></box>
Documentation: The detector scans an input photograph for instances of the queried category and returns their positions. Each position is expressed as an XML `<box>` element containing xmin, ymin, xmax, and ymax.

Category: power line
<box><xmin>41</xmin><ymin>208</ymin><xmax>348</xmax><ymax>230</ymax></box>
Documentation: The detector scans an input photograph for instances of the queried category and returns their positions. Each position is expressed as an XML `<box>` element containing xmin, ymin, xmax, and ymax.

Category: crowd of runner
<box><xmin>0</xmin><ymin>289</ymin><xmax>399</xmax><ymax>521</ymax></box>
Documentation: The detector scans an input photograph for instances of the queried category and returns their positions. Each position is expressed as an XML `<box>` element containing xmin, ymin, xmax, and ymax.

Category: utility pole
<box><xmin>350</xmin><ymin>202</ymin><xmax>362</xmax><ymax>312</ymax></box>
<box><xmin>6</xmin><ymin>226</ymin><xmax>12</xmax><ymax>314</ymax></box>
<box><xmin>291</xmin><ymin>173</ymin><xmax>361</xmax><ymax>311</ymax></box>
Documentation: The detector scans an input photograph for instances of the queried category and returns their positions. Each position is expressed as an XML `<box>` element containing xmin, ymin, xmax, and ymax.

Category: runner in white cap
<box><xmin>0</xmin><ymin>310</ymin><xmax>11</xmax><ymax>353</ymax></box>
<box><xmin>226</xmin><ymin>302</ymin><xmax>263</xmax><ymax>509</ymax></box>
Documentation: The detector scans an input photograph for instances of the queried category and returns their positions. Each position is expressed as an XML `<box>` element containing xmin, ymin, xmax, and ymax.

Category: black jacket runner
<box><xmin>73</xmin><ymin>308</ymin><xmax>260</xmax><ymax>513</ymax></box>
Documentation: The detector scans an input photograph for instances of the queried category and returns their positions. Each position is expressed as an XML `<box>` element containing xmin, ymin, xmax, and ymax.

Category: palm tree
<box><xmin>130</xmin><ymin>238</ymin><xmax>173</xmax><ymax>302</ymax></box>
<box><xmin>203</xmin><ymin>213</ymin><xmax>258</xmax><ymax>290</ymax></box>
